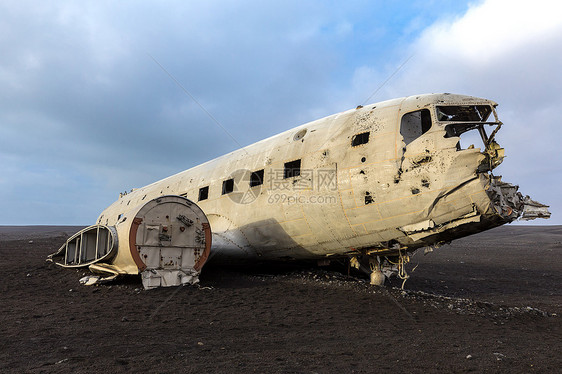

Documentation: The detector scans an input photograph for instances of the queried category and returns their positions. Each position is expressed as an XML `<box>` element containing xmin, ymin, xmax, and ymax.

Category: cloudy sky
<box><xmin>1</xmin><ymin>0</ymin><xmax>560</xmax><ymax>225</ymax></box>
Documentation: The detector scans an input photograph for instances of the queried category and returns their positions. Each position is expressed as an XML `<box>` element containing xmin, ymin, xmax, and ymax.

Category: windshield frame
<box><xmin>435</xmin><ymin>105</ymin><xmax>494</xmax><ymax>123</ymax></box>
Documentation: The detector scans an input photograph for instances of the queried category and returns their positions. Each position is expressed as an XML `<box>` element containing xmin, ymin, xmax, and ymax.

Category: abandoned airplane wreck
<box><xmin>48</xmin><ymin>93</ymin><xmax>550</xmax><ymax>288</ymax></box>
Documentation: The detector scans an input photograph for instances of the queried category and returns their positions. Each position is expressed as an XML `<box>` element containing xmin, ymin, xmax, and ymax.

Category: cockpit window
<box><xmin>400</xmin><ymin>109</ymin><xmax>432</xmax><ymax>145</ymax></box>
<box><xmin>436</xmin><ymin>105</ymin><xmax>492</xmax><ymax>122</ymax></box>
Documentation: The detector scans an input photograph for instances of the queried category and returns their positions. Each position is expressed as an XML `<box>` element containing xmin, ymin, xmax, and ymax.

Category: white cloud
<box><xmin>390</xmin><ymin>0</ymin><xmax>562</xmax><ymax>99</ymax></box>
<box><xmin>419</xmin><ymin>0</ymin><xmax>562</xmax><ymax>64</ymax></box>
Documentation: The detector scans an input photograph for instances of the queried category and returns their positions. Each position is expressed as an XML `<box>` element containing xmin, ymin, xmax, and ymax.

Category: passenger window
<box><xmin>198</xmin><ymin>186</ymin><xmax>209</xmax><ymax>201</ymax></box>
<box><xmin>250</xmin><ymin>169</ymin><xmax>264</xmax><ymax>187</ymax></box>
<box><xmin>284</xmin><ymin>159</ymin><xmax>301</xmax><ymax>179</ymax></box>
<box><xmin>400</xmin><ymin>109</ymin><xmax>432</xmax><ymax>145</ymax></box>
<box><xmin>222</xmin><ymin>179</ymin><xmax>234</xmax><ymax>195</ymax></box>
<box><xmin>351</xmin><ymin>132</ymin><xmax>370</xmax><ymax>147</ymax></box>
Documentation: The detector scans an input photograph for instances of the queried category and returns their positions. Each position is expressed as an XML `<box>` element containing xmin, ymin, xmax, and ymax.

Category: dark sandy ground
<box><xmin>0</xmin><ymin>225</ymin><xmax>560</xmax><ymax>373</ymax></box>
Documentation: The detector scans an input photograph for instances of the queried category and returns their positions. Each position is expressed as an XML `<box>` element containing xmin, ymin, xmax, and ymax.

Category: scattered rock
<box><xmin>493</xmin><ymin>352</ymin><xmax>505</xmax><ymax>361</ymax></box>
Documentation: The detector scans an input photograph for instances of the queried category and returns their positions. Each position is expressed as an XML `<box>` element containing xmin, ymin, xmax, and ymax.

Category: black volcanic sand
<box><xmin>0</xmin><ymin>225</ymin><xmax>560</xmax><ymax>373</ymax></box>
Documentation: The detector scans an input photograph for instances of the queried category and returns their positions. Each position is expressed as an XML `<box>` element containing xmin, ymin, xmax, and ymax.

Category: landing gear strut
<box><xmin>350</xmin><ymin>251</ymin><xmax>412</xmax><ymax>288</ymax></box>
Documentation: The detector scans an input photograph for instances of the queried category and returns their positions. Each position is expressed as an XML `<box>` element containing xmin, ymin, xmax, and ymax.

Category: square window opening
<box><xmin>222</xmin><ymin>178</ymin><xmax>234</xmax><ymax>195</ymax></box>
<box><xmin>250</xmin><ymin>169</ymin><xmax>264</xmax><ymax>187</ymax></box>
<box><xmin>351</xmin><ymin>132</ymin><xmax>370</xmax><ymax>147</ymax></box>
<box><xmin>284</xmin><ymin>159</ymin><xmax>301</xmax><ymax>179</ymax></box>
<box><xmin>198</xmin><ymin>186</ymin><xmax>209</xmax><ymax>201</ymax></box>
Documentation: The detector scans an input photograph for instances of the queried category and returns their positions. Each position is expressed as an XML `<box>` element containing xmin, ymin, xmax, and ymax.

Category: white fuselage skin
<box><xmin>98</xmin><ymin>94</ymin><xmax>511</xmax><ymax>262</ymax></box>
